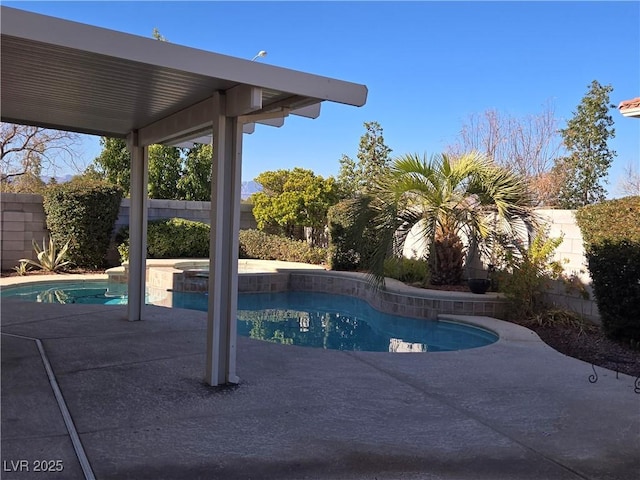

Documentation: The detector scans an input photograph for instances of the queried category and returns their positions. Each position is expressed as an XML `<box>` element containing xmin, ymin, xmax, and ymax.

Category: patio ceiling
<box><xmin>0</xmin><ymin>6</ymin><xmax>367</xmax><ymax>142</ymax></box>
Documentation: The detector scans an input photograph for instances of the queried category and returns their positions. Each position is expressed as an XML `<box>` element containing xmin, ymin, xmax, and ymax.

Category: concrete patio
<box><xmin>1</xmin><ymin>291</ymin><xmax>639</xmax><ymax>480</ymax></box>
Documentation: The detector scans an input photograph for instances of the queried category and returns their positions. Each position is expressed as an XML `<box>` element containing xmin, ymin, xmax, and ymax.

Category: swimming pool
<box><xmin>1</xmin><ymin>281</ymin><xmax>498</xmax><ymax>352</ymax></box>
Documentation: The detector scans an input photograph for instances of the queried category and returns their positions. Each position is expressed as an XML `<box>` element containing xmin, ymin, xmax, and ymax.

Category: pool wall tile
<box><xmin>127</xmin><ymin>266</ymin><xmax>506</xmax><ymax>320</ymax></box>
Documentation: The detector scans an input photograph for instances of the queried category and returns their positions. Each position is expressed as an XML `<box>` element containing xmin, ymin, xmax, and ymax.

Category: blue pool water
<box><xmin>1</xmin><ymin>281</ymin><xmax>498</xmax><ymax>352</ymax></box>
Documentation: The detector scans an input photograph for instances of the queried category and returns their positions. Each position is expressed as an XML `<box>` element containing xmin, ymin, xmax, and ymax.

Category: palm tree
<box><xmin>350</xmin><ymin>152</ymin><xmax>537</xmax><ymax>286</ymax></box>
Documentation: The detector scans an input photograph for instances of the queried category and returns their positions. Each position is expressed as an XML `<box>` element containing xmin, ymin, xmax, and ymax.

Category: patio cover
<box><xmin>0</xmin><ymin>6</ymin><xmax>367</xmax><ymax>385</ymax></box>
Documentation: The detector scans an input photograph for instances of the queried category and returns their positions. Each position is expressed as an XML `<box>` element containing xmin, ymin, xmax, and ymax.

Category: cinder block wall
<box><xmin>0</xmin><ymin>193</ymin><xmax>48</xmax><ymax>271</ymax></box>
<box><xmin>1</xmin><ymin>194</ymin><xmax>257</xmax><ymax>270</ymax></box>
<box><xmin>114</xmin><ymin>199</ymin><xmax>256</xmax><ymax>233</ymax></box>
<box><xmin>536</xmin><ymin>210</ymin><xmax>590</xmax><ymax>282</ymax></box>
<box><xmin>536</xmin><ymin>209</ymin><xmax>600</xmax><ymax>322</ymax></box>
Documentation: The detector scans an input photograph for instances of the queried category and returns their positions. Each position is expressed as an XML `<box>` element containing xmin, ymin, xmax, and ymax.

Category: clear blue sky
<box><xmin>5</xmin><ymin>1</ymin><xmax>640</xmax><ymax>196</ymax></box>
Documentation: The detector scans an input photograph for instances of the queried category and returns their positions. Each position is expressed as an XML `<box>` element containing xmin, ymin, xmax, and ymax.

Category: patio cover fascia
<box><xmin>0</xmin><ymin>6</ymin><xmax>367</xmax><ymax>386</ymax></box>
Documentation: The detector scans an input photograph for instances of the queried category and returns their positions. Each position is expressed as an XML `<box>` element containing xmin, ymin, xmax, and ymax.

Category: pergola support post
<box><xmin>205</xmin><ymin>92</ymin><xmax>242</xmax><ymax>386</ymax></box>
<box><xmin>127</xmin><ymin>131</ymin><xmax>148</xmax><ymax>322</ymax></box>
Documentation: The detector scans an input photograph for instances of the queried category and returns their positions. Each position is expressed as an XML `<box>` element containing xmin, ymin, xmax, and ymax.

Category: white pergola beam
<box><xmin>226</xmin><ymin>85</ymin><xmax>262</xmax><ymax>117</ymax></box>
<box><xmin>138</xmin><ymin>97</ymin><xmax>214</xmax><ymax>147</ymax></box>
<box><xmin>291</xmin><ymin>103</ymin><xmax>321</xmax><ymax>119</ymax></box>
<box><xmin>239</xmin><ymin>109</ymin><xmax>289</xmax><ymax>125</ymax></box>
<box><xmin>254</xmin><ymin>117</ymin><xmax>286</xmax><ymax>128</ymax></box>
<box><xmin>172</xmin><ymin>135</ymin><xmax>213</xmax><ymax>149</ymax></box>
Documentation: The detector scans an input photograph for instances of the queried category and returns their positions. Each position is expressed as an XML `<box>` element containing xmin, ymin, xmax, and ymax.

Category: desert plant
<box><xmin>13</xmin><ymin>261</ymin><xmax>32</xmax><ymax>276</ymax></box>
<box><xmin>20</xmin><ymin>237</ymin><xmax>71</xmax><ymax>273</ymax></box>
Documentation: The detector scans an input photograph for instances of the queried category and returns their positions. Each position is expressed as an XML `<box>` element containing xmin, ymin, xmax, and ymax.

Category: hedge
<box><xmin>239</xmin><ymin>229</ymin><xmax>326</xmax><ymax>265</ymax></box>
<box><xmin>117</xmin><ymin>223</ymin><xmax>326</xmax><ymax>265</ymax></box>
<box><xmin>117</xmin><ymin>218</ymin><xmax>210</xmax><ymax>261</ymax></box>
<box><xmin>43</xmin><ymin>179</ymin><xmax>122</xmax><ymax>268</ymax></box>
<box><xmin>575</xmin><ymin>196</ymin><xmax>640</xmax><ymax>342</ymax></box>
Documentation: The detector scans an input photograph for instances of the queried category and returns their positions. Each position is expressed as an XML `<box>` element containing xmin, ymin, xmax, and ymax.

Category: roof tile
<box><xmin>619</xmin><ymin>97</ymin><xmax>640</xmax><ymax>110</ymax></box>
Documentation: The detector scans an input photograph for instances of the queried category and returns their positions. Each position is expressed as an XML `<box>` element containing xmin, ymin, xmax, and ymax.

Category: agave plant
<box><xmin>349</xmin><ymin>152</ymin><xmax>538</xmax><ymax>286</ymax></box>
<box><xmin>13</xmin><ymin>261</ymin><xmax>32</xmax><ymax>276</ymax></box>
<box><xmin>20</xmin><ymin>237</ymin><xmax>72</xmax><ymax>273</ymax></box>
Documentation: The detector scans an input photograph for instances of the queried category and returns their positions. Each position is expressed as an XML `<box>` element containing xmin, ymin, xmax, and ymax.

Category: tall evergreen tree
<box><xmin>338</xmin><ymin>121</ymin><xmax>392</xmax><ymax>198</ymax></box>
<box><xmin>554</xmin><ymin>80</ymin><xmax>616</xmax><ymax>208</ymax></box>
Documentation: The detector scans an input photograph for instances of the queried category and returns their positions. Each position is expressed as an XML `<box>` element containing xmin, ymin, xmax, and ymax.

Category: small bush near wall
<box><xmin>239</xmin><ymin>229</ymin><xmax>326</xmax><ymax>265</ymax></box>
<box><xmin>43</xmin><ymin>179</ymin><xmax>123</xmax><ymax>269</ymax></box>
<box><xmin>575</xmin><ymin>196</ymin><xmax>640</xmax><ymax>342</ymax></box>
<box><xmin>494</xmin><ymin>231</ymin><xmax>566</xmax><ymax>320</ymax></box>
<box><xmin>383</xmin><ymin>257</ymin><xmax>429</xmax><ymax>285</ymax></box>
<box><xmin>117</xmin><ymin>218</ymin><xmax>210</xmax><ymax>261</ymax></box>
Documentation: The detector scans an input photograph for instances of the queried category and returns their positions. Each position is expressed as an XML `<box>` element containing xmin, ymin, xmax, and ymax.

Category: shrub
<box><xmin>383</xmin><ymin>257</ymin><xmax>429</xmax><ymax>285</ymax></box>
<box><xmin>575</xmin><ymin>196</ymin><xmax>640</xmax><ymax>342</ymax></box>
<box><xmin>494</xmin><ymin>231</ymin><xmax>565</xmax><ymax>320</ymax></box>
<box><xmin>116</xmin><ymin>218</ymin><xmax>210</xmax><ymax>262</ymax></box>
<box><xmin>43</xmin><ymin>179</ymin><xmax>123</xmax><ymax>268</ymax></box>
<box><xmin>239</xmin><ymin>229</ymin><xmax>326</xmax><ymax>265</ymax></box>
<box><xmin>327</xmin><ymin>200</ymin><xmax>376</xmax><ymax>271</ymax></box>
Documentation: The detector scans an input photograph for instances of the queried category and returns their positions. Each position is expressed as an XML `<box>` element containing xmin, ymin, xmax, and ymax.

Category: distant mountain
<box><xmin>241</xmin><ymin>181</ymin><xmax>262</xmax><ymax>200</ymax></box>
<box><xmin>46</xmin><ymin>174</ymin><xmax>74</xmax><ymax>183</ymax></box>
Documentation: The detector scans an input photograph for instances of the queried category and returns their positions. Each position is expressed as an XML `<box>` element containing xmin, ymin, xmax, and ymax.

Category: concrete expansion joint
<box><xmin>1</xmin><ymin>332</ymin><xmax>96</xmax><ymax>480</ymax></box>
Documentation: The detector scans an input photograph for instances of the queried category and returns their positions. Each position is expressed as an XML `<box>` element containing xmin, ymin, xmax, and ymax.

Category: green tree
<box><xmin>147</xmin><ymin>144</ymin><xmax>182</xmax><ymax>199</ymax></box>
<box><xmin>349</xmin><ymin>152</ymin><xmax>536</xmax><ymax>286</ymax></box>
<box><xmin>90</xmin><ymin>137</ymin><xmax>131</xmax><ymax>194</ymax></box>
<box><xmin>338</xmin><ymin>121</ymin><xmax>392</xmax><ymax>198</ymax></box>
<box><xmin>89</xmin><ymin>139</ymin><xmax>189</xmax><ymax>199</ymax></box>
<box><xmin>554</xmin><ymin>80</ymin><xmax>616</xmax><ymax>208</ymax></box>
<box><xmin>250</xmin><ymin>168</ymin><xmax>338</xmax><ymax>243</ymax></box>
<box><xmin>177</xmin><ymin>143</ymin><xmax>212</xmax><ymax>201</ymax></box>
